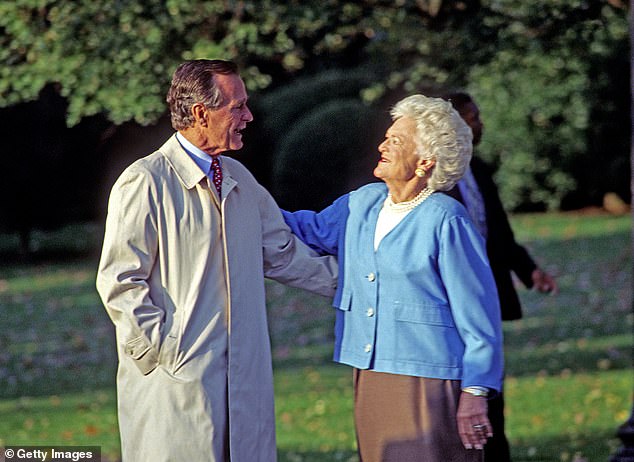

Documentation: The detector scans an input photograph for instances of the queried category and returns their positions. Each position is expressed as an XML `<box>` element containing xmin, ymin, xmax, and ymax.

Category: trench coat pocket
<box><xmin>124</xmin><ymin>336</ymin><xmax>159</xmax><ymax>375</ymax></box>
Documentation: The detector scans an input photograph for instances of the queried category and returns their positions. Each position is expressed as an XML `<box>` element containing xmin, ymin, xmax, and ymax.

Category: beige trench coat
<box><xmin>96</xmin><ymin>135</ymin><xmax>337</xmax><ymax>462</ymax></box>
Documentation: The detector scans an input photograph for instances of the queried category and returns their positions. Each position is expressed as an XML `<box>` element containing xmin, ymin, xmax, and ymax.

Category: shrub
<box><xmin>272</xmin><ymin>98</ymin><xmax>385</xmax><ymax>211</ymax></box>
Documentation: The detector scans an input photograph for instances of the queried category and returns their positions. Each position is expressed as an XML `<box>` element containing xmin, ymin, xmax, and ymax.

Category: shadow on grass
<box><xmin>504</xmin><ymin>339</ymin><xmax>632</xmax><ymax>378</ymax></box>
<box><xmin>277</xmin><ymin>429</ymin><xmax>622</xmax><ymax>462</ymax></box>
<box><xmin>508</xmin><ymin>429</ymin><xmax>622</xmax><ymax>462</ymax></box>
<box><xmin>0</xmin><ymin>247</ymin><xmax>101</xmax><ymax>266</ymax></box>
<box><xmin>0</xmin><ymin>254</ymin><xmax>117</xmax><ymax>399</ymax></box>
<box><xmin>278</xmin><ymin>449</ymin><xmax>357</xmax><ymax>462</ymax></box>
<box><xmin>0</xmin><ymin>222</ymin><xmax>104</xmax><ymax>265</ymax></box>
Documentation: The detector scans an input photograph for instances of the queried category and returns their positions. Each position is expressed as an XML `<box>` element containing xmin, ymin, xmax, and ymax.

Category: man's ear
<box><xmin>191</xmin><ymin>103</ymin><xmax>207</xmax><ymax>127</ymax></box>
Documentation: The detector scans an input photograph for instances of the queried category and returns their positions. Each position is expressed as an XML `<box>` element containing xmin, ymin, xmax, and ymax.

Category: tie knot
<box><xmin>210</xmin><ymin>157</ymin><xmax>222</xmax><ymax>196</ymax></box>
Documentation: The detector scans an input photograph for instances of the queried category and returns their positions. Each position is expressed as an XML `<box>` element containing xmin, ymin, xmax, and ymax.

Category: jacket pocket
<box><xmin>336</xmin><ymin>290</ymin><xmax>352</xmax><ymax>311</ymax></box>
<box><xmin>393</xmin><ymin>301</ymin><xmax>455</xmax><ymax>327</ymax></box>
<box><xmin>124</xmin><ymin>336</ymin><xmax>159</xmax><ymax>375</ymax></box>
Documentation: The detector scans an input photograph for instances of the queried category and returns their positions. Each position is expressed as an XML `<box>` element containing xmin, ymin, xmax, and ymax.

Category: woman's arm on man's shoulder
<box><xmin>281</xmin><ymin>194</ymin><xmax>350</xmax><ymax>257</ymax></box>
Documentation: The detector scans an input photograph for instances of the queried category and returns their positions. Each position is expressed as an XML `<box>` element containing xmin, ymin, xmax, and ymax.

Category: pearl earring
<box><xmin>415</xmin><ymin>167</ymin><xmax>426</xmax><ymax>178</ymax></box>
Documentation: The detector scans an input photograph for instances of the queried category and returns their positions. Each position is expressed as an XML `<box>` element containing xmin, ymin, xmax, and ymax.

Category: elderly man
<box><xmin>443</xmin><ymin>91</ymin><xmax>558</xmax><ymax>462</ymax></box>
<box><xmin>97</xmin><ymin>59</ymin><xmax>337</xmax><ymax>462</ymax></box>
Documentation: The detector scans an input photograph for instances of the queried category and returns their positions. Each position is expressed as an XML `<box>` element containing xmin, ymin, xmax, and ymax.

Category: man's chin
<box><xmin>230</xmin><ymin>136</ymin><xmax>244</xmax><ymax>151</ymax></box>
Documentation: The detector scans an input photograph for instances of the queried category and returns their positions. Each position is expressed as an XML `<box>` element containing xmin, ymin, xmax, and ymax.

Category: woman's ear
<box><xmin>417</xmin><ymin>157</ymin><xmax>436</xmax><ymax>171</ymax></box>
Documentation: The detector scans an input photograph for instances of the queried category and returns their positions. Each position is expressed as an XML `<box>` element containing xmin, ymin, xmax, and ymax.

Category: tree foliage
<box><xmin>467</xmin><ymin>0</ymin><xmax>630</xmax><ymax>210</ymax></box>
<box><xmin>0</xmin><ymin>0</ymin><xmax>629</xmax><ymax>218</ymax></box>
<box><xmin>0</xmin><ymin>0</ymin><xmax>480</xmax><ymax>126</ymax></box>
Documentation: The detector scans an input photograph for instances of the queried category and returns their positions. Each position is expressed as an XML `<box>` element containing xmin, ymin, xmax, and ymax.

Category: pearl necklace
<box><xmin>385</xmin><ymin>187</ymin><xmax>435</xmax><ymax>213</ymax></box>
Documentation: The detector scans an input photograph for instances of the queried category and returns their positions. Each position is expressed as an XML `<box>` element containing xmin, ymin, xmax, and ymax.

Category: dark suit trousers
<box><xmin>485</xmin><ymin>392</ymin><xmax>511</xmax><ymax>462</ymax></box>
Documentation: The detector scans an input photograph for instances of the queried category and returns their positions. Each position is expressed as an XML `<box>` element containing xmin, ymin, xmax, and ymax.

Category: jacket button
<box><xmin>367</xmin><ymin>272</ymin><xmax>376</xmax><ymax>282</ymax></box>
<box><xmin>364</xmin><ymin>344</ymin><xmax>373</xmax><ymax>353</ymax></box>
<box><xmin>366</xmin><ymin>308</ymin><xmax>375</xmax><ymax>317</ymax></box>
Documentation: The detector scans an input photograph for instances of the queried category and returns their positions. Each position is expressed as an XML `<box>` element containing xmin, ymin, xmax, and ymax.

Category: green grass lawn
<box><xmin>0</xmin><ymin>212</ymin><xmax>631</xmax><ymax>461</ymax></box>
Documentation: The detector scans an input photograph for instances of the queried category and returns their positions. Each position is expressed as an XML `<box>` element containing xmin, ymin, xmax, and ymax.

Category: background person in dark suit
<box><xmin>443</xmin><ymin>92</ymin><xmax>558</xmax><ymax>462</ymax></box>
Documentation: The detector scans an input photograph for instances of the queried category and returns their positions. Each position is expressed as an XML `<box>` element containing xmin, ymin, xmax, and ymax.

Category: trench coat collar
<box><xmin>160</xmin><ymin>133</ymin><xmax>238</xmax><ymax>196</ymax></box>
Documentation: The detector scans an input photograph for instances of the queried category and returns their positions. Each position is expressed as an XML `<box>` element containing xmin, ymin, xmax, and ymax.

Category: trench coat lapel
<box><xmin>160</xmin><ymin>134</ymin><xmax>239</xmax><ymax>201</ymax></box>
<box><xmin>160</xmin><ymin>134</ymin><xmax>208</xmax><ymax>190</ymax></box>
<box><xmin>220</xmin><ymin>159</ymin><xmax>238</xmax><ymax>199</ymax></box>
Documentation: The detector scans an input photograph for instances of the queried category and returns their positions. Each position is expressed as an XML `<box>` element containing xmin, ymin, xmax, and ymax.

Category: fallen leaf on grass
<box><xmin>84</xmin><ymin>425</ymin><xmax>100</xmax><ymax>436</ymax></box>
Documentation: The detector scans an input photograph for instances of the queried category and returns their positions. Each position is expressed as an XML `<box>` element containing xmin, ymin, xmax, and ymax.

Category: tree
<box><xmin>0</xmin><ymin>84</ymin><xmax>109</xmax><ymax>253</ymax></box>
<box><xmin>0</xmin><ymin>0</ymin><xmax>483</xmax><ymax>248</ymax></box>
<box><xmin>0</xmin><ymin>0</ymin><xmax>630</xmax><ymax>219</ymax></box>
<box><xmin>608</xmin><ymin>4</ymin><xmax>633</xmax><ymax>459</ymax></box>
<box><xmin>467</xmin><ymin>0</ymin><xmax>630</xmax><ymax>210</ymax></box>
<box><xmin>271</xmin><ymin>98</ymin><xmax>383</xmax><ymax>210</ymax></box>
<box><xmin>0</xmin><ymin>0</ymin><xmax>476</xmax><ymax>126</ymax></box>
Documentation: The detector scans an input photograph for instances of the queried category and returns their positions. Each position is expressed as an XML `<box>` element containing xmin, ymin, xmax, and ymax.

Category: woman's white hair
<box><xmin>391</xmin><ymin>94</ymin><xmax>473</xmax><ymax>191</ymax></box>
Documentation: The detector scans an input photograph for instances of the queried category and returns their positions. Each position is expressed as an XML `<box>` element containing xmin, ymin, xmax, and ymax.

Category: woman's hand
<box><xmin>456</xmin><ymin>392</ymin><xmax>492</xmax><ymax>450</ymax></box>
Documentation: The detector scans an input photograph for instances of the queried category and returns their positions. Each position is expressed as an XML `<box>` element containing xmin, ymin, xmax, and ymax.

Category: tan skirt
<box><xmin>353</xmin><ymin>369</ymin><xmax>484</xmax><ymax>462</ymax></box>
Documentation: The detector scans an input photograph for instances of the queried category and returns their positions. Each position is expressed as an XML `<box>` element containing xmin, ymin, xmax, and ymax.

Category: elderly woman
<box><xmin>283</xmin><ymin>95</ymin><xmax>504</xmax><ymax>461</ymax></box>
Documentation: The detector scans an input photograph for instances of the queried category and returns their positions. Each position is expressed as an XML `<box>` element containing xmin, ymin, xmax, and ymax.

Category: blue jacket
<box><xmin>283</xmin><ymin>183</ymin><xmax>504</xmax><ymax>391</ymax></box>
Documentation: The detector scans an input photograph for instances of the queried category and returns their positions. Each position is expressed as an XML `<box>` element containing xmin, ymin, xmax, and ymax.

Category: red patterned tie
<box><xmin>210</xmin><ymin>156</ymin><xmax>222</xmax><ymax>196</ymax></box>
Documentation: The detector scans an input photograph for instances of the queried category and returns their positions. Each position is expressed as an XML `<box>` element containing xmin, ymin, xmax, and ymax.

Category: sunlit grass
<box><xmin>0</xmin><ymin>261</ymin><xmax>115</xmax><ymax>399</ymax></box>
<box><xmin>0</xmin><ymin>267</ymin><xmax>95</xmax><ymax>294</ymax></box>
<box><xmin>505</xmin><ymin>370</ymin><xmax>632</xmax><ymax>461</ymax></box>
<box><xmin>0</xmin><ymin>390</ymin><xmax>120</xmax><ymax>459</ymax></box>
<box><xmin>270</xmin><ymin>211</ymin><xmax>633</xmax><ymax>462</ymax></box>
<box><xmin>273</xmin><ymin>366</ymin><xmax>632</xmax><ymax>462</ymax></box>
<box><xmin>510</xmin><ymin>211</ymin><xmax>631</xmax><ymax>242</ymax></box>
<box><xmin>275</xmin><ymin>365</ymin><xmax>355</xmax><ymax>454</ymax></box>
<box><xmin>0</xmin><ymin>212</ymin><xmax>631</xmax><ymax>462</ymax></box>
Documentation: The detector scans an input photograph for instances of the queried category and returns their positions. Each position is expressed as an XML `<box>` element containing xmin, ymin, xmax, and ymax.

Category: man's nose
<box><xmin>244</xmin><ymin>106</ymin><xmax>254</xmax><ymax>122</ymax></box>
